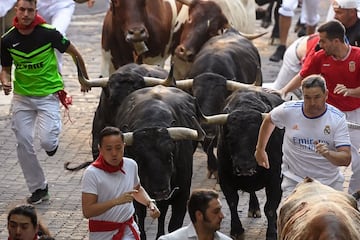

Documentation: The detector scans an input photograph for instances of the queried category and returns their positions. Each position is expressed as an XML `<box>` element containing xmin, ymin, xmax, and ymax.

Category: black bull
<box><xmin>90</xmin><ymin>63</ymin><xmax>169</xmax><ymax>159</ymax></box>
<box><xmin>187</xmin><ymin>29</ymin><xmax>262</xmax><ymax>177</ymax></box>
<box><xmin>111</xmin><ymin>85</ymin><xmax>206</xmax><ymax>239</ymax></box>
<box><xmin>217</xmin><ymin>89</ymin><xmax>284</xmax><ymax>240</ymax></box>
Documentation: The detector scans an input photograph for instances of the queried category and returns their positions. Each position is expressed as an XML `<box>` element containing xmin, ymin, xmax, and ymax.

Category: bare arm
<box><xmin>82</xmin><ymin>190</ymin><xmax>138</xmax><ymax>219</ymax></box>
<box><xmin>133</xmin><ymin>184</ymin><xmax>160</xmax><ymax>219</ymax></box>
<box><xmin>0</xmin><ymin>66</ymin><xmax>12</xmax><ymax>95</ymax></box>
<box><xmin>65</xmin><ymin>43</ymin><xmax>91</xmax><ymax>92</ymax></box>
<box><xmin>254</xmin><ymin>114</ymin><xmax>276</xmax><ymax>169</ymax></box>
<box><xmin>280</xmin><ymin>73</ymin><xmax>304</xmax><ymax>97</ymax></box>
<box><xmin>315</xmin><ymin>142</ymin><xmax>351</xmax><ymax>166</ymax></box>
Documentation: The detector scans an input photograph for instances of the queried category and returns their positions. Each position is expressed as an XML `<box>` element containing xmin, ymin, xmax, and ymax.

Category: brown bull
<box><xmin>278</xmin><ymin>177</ymin><xmax>360</xmax><ymax>240</ymax></box>
<box><xmin>100</xmin><ymin>0</ymin><xmax>188</xmax><ymax>77</ymax></box>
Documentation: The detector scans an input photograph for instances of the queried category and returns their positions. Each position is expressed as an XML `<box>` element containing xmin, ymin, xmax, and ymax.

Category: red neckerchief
<box><xmin>92</xmin><ymin>154</ymin><xmax>125</xmax><ymax>174</ymax></box>
<box><xmin>13</xmin><ymin>14</ymin><xmax>46</xmax><ymax>30</ymax></box>
<box><xmin>89</xmin><ymin>217</ymin><xmax>140</xmax><ymax>240</ymax></box>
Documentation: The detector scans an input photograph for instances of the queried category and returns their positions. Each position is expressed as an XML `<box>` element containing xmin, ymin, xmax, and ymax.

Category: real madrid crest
<box><xmin>349</xmin><ymin>61</ymin><xmax>356</xmax><ymax>73</ymax></box>
<box><xmin>324</xmin><ymin>125</ymin><xmax>331</xmax><ymax>135</ymax></box>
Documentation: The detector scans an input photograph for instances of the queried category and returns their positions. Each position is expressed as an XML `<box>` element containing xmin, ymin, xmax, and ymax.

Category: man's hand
<box><xmin>115</xmin><ymin>190</ymin><xmax>138</xmax><ymax>205</ymax></box>
<box><xmin>314</xmin><ymin>141</ymin><xmax>330</xmax><ymax>157</ymax></box>
<box><xmin>334</xmin><ymin>84</ymin><xmax>349</xmax><ymax>96</ymax></box>
<box><xmin>254</xmin><ymin>149</ymin><xmax>270</xmax><ymax>169</ymax></box>
<box><xmin>148</xmin><ymin>201</ymin><xmax>160</xmax><ymax>219</ymax></box>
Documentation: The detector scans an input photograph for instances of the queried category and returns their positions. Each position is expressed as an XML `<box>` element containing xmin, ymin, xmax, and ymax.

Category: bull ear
<box><xmin>162</xmin><ymin>63</ymin><xmax>177</xmax><ymax>87</ymax></box>
<box><xmin>123</xmin><ymin>132</ymin><xmax>134</xmax><ymax>146</ymax></box>
<box><xmin>76</xmin><ymin>56</ymin><xmax>109</xmax><ymax>87</ymax></box>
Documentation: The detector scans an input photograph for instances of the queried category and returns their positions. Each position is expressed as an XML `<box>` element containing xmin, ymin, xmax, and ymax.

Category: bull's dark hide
<box><xmin>115</xmin><ymin>86</ymin><xmax>199</xmax><ymax>239</ymax></box>
<box><xmin>217</xmin><ymin>89</ymin><xmax>284</xmax><ymax>240</ymax></box>
<box><xmin>188</xmin><ymin>29</ymin><xmax>262</xmax><ymax>178</ymax></box>
<box><xmin>91</xmin><ymin>64</ymin><xmax>168</xmax><ymax>159</ymax></box>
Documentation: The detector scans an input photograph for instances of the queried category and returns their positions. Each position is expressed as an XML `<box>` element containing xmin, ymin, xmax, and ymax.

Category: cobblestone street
<box><xmin>0</xmin><ymin>1</ymin><xmax>350</xmax><ymax>239</ymax></box>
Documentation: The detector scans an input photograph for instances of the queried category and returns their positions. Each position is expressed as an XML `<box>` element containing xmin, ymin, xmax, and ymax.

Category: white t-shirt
<box><xmin>82</xmin><ymin>157</ymin><xmax>140</xmax><ymax>240</ymax></box>
<box><xmin>271</xmin><ymin>101</ymin><xmax>351</xmax><ymax>186</ymax></box>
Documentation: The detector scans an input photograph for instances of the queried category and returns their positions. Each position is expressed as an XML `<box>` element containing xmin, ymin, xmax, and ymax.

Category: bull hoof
<box><xmin>231</xmin><ymin>233</ymin><xmax>245</xmax><ymax>240</ymax></box>
<box><xmin>247</xmin><ymin>209</ymin><xmax>261</xmax><ymax>218</ymax></box>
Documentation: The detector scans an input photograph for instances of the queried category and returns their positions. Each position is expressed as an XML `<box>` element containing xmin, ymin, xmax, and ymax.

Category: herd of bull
<box><xmin>64</xmin><ymin>0</ymin><xmax>360</xmax><ymax>239</ymax></box>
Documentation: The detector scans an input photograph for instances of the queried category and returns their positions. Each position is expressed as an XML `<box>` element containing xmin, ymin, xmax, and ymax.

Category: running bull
<box><xmin>217</xmin><ymin>89</ymin><xmax>284</xmax><ymax>240</ymax></box>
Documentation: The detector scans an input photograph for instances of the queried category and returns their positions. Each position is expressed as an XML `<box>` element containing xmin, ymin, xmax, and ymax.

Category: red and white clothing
<box><xmin>300</xmin><ymin>46</ymin><xmax>360</xmax><ymax>193</ymax></box>
<box><xmin>82</xmin><ymin>157</ymin><xmax>140</xmax><ymax>240</ymax></box>
<box><xmin>300</xmin><ymin>46</ymin><xmax>360</xmax><ymax>111</ymax></box>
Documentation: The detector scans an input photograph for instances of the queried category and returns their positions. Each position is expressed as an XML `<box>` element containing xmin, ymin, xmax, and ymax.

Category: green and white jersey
<box><xmin>1</xmin><ymin>23</ymin><xmax>70</xmax><ymax>96</ymax></box>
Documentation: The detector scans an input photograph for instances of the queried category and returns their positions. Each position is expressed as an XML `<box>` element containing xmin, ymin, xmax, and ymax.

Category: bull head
<box><xmin>123</xmin><ymin>116</ymin><xmax>205</xmax><ymax>145</ymax></box>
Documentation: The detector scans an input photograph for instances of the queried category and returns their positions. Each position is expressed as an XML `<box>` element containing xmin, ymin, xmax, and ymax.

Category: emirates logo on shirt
<box><xmin>349</xmin><ymin>61</ymin><xmax>356</xmax><ymax>72</ymax></box>
<box><xmin>324</xmin><ymin>125</ymin><xmax>331</xmax><ymax>135</ymax></box>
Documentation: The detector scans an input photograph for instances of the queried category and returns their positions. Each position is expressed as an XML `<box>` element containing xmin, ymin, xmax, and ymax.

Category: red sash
<box><xmin>89</xmin><ymin>217</ymin><xmax>140</xmax><ymax>240</ymax></box>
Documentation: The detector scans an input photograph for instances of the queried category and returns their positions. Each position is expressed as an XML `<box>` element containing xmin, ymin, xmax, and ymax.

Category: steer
<box><xmin>278</xmin><ymin>177</ymin><xmax>360</xmax><ymax>240</ymax></box>
<box><xmin>173</xmin><ymin>0</ymin><xmax>260</xmax><ymax>78</ymax></box>
<box><xmin>100</xmin><ymin>0</ymin><xmax>188</xmax><ymax>77</ymax></box>
<box><xmin>217</xmin><ymin>89</ymin><xmax>284</xmax><ymax>240</ymax></box>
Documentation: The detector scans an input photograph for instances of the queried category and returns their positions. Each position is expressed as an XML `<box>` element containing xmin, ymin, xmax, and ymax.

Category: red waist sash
<box><xmin>89</xmin><ymin>216</ymin><xmax>140</xmax><ymax>240</ymax></box>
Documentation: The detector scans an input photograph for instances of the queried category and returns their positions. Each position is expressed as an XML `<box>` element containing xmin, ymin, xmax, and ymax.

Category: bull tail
<box><xmin>64</xmin><ymin>161</ymin><xmax>93</xmax><ymax>171</ymax></box>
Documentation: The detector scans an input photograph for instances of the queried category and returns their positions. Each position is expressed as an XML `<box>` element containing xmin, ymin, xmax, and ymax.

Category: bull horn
<box><xmin>199</xmin><ymin>113</ymin><xmax>229</xmax><ymax>125</ymax></box>
<box><xmin>261</xmin><ymin>113</ymin><xmax>269</xmax><ymax>119</ymax></box>
<box><xmin>143</xmin><ymin>64</ymin><xmax>177</xmax><ymax>87</ymax></box>
<box><xmin>75</xmin><ymin>56</ymin><xmax>109</xmax><ymax>87</ymax></box>
<box><xmin>238</xmin><ymin>31</ymin><xmax>267</xmax><ymax>40</ymax></box>
<box><xmin>175</xmin><ymin>79</ymin><xmax>193</xmax><ymax>89</ymax></box>
<box><xmin>123</xmin><ymin>132</ymin><xmax>134</xmax><ymax>146</ymax></box>
<box><xmin>226</xmin><ymin>80</ymin><xmax>262</xmax><ymax>92</ymax></box>
<box><xmin>168</xmin><ymin>116</ymin><xmax>205</xmax><ymax>141</ymax></box>
<box><xmin>347</xmin><ymin>121</ymin><xmax>360</xmax><ymax>130</ymax></box>
<box><xmin>143</xmin><ymin>76</ymin><xmax>168</xmax><ymax>86</ymax></box>
<box><xmin>176</xmin><ymin>0</ymin><xmax>193</xmax><ymax>6</ymax></box>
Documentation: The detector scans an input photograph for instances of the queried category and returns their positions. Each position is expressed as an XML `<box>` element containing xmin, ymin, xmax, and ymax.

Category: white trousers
<box><xmin>279</xmin><ymin>0</ymin><xmax>320</xmax><ymax>26</ymax></box>
<box><xmin>37</xmin><ymin>0</ymin><xmax>75</xmax><ymax>73</ymax></box>
<box><xmin>11</xmin><ymin>94</ymin><xmax>61</xmax><ymax>193</ymax></box>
